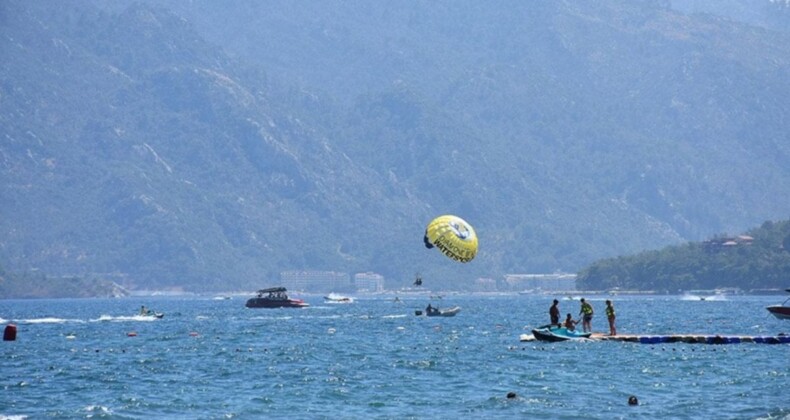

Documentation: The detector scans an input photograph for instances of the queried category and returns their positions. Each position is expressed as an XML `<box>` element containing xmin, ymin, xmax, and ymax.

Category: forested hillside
<box><xmin>0</xmin><ymin>265</ymin><xmax>128</xmax><ymax>299</ymax></box>
<box><xmin>2</xmin><ymin>1</ymin><xmax>789</xmax><ymax>292</ymax></box>
<box><xmin>669</xmin><ymin>0</ymin><xmax>790</xmax><ymax>32</ymax></box>
<box><xmin>577</xmin><ymin>219</ymin><xmax>790</xmax><ymax>291</ymax></box>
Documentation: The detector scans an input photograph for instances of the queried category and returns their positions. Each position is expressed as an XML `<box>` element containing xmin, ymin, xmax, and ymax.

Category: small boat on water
<box><xmin>138</xmin><ymin>306</ymin><xmax>164</xmax><ymax>319</ymax></box>
<box><xmin>531</xmin><ymin>324</ymin><xmax>592</xmax><ymax>342</ymax></box>
<box><xmin>324</xmin><ymin>293</ymin><xmax>353</xmax><ymax>303</ymax></box>
<box><xmin>423</xmin><ymin>306</ymin><xmax>461</xmax><ymax>317</ymax></box>
<box><xmin>766</xmin><ymin>289</ymin><xmax>790</xmax><ymax>320</ymax></box>
<box><xmin>246</xmin><ymin>287</ymin><xmax>309</xmax><ymax>309</ymax></box>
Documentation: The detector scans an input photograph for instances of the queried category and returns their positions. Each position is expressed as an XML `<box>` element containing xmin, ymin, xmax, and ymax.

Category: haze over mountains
<box><xmin>2</xmin><ymin>1</ymin><xmax>789</xmax><ymax>292</ymax></box>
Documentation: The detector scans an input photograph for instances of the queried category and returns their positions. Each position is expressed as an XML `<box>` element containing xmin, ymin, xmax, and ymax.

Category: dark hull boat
<box><xmin>766</xmin><ymin>289</ymin><xmax>790</xmax><ymax>320</ymax></box>
<box><xmin>246</xmin><ymin>287</ymin><xmax>309</xmax><ymax>308</ymax></box>
<box><xmin>138</xmin><ymin>309</ymin><xmax>164</xmax><ymax>319</ymax></box>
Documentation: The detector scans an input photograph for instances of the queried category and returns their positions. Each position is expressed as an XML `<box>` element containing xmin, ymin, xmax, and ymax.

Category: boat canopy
<box><xmin>256</xmin><ymin>287</ymin><xmax>287</xmax><ymax>294</ymax></box>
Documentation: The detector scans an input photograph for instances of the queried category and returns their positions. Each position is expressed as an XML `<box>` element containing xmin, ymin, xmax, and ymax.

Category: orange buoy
<box><xmin>3</xmin><ymin>324</ymin><xmax>17</xmax><ymax>341</ymax></box>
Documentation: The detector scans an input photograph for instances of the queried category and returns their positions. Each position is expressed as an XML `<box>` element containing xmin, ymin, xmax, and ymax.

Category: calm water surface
<box><xmin>1</xmin><ymin>294</ymin><xmax>788</xmax><ymax>419</ymax></box>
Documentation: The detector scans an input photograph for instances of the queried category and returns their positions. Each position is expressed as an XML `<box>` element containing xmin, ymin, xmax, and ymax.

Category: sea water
<box><xmin>1</xmin><ymin>294</ymin><xmax>788</xmax><ymax>419</ymax></box>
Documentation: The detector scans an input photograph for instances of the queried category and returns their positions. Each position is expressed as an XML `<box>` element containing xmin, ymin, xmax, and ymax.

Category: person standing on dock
<box><xmin>605</xmin><ymin>300</ymin><xmax>616</xmax><ymax>336</ymax></box>
<box><xmin>549</xmin><ymin>299</ymin><xmax>560</xmax><ymax>326</ymax></box>
<box><xmin>579</xmin><ymin>298</ymin><xmax>594</xmax><ymax>333</ymax></box>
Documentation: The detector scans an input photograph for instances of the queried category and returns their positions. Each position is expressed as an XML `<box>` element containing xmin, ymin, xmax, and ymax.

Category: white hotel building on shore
<box><xmin>280</xmin><ymin>270</ymin><xmax>384</xmax><ymax>293</ymax></box>
<box><xmin>503</xmin><ymin>273</ymin><xmax>578</xmax><ymax>292</ymax></box>
<box><xmin>280</xmin><ymin>270</ymin><xmax>351</xmax><ymax>293</ymax></box>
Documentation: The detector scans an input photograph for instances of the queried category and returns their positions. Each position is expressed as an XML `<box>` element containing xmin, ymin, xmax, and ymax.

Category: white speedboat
<box><xmin>324</xmin><ymin>293</ymin><xmax>354</xmax><ymax>303</ymax></box>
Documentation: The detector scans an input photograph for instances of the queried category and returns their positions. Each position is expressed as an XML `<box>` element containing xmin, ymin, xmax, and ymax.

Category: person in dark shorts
<box><xmin>549</xmin><ymin>299</ymin><xmax>560</xmax><ymax>325</ymax></box>
<box><xmin>579</xmin><ymin>298</ymin><xmax>594</xmax><ymax>333</ymax></box>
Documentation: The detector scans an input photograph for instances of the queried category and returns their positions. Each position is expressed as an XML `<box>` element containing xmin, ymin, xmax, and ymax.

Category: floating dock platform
<box><xmin>592</xmin><ymin>333</ymin><xmax>790</xmax><ymax>344</ymax></box>
<box><xmin>520</xmin><ymin>333</ymin><xmax>790</xmax><ymax>344</ymax></box>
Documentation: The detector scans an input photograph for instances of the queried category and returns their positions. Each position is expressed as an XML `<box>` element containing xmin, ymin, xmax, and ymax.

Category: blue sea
<box><xmin>1</xmin><ymin>293</ymin><xmax>788</xmax><ymax>419</ymax></box>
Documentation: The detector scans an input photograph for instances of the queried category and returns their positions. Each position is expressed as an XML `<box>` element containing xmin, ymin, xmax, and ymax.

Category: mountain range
<box><xmin>2</xmin><ymin>0</ymin><xmax>789</xmax><ymax>292</ymax></box>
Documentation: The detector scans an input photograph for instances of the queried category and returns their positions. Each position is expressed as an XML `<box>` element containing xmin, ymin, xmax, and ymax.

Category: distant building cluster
<box><xmin>354</xmin><ymin>272</ymin><xmax>385</xmax><ymax>292</ymax></box>
<box><xmin>280</xmin><ymin>270</ymin><xmax>351</xmax><ymax>293</ymax></box>
<box><xmin>279</xmin><ymin>270</ymin><xmax>385</xmax><ymax>293</ymax></box>
<box><xmin>473</xmin><ymin>277</ymin><xmax>498</xmax><ymax>292</ymax></box>
<box><xmin>277</xmin><ymin>270</ymin><xmax>580</xmax><ymax>293</ymax></box>
<box><xmin>503</xmin><ymin>273</ymin><xmax>577</xmax><ymax>292</ymax></box>
<box><xmin>703</xmin><ymin>235</ymin><xmax>754</xmax><ymax>251</ymax></box>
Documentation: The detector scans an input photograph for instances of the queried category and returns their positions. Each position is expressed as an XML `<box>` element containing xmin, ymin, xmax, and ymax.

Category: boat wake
<box><xmin>93</xmin><ymin>315</ymin><xmax>161</xmax><ymax>322</ymax></box>
<box><xmin>681</xmin><ymin>294</ymin><xmax>727</xmax><ymax>301</ymax></box>
<box><xmin>3</xmin><ymin>314</ymin><xmax>166</xmax><ymax>324</ymax></box>
<box><xmin>250</xmin><ymin>315</ymin><xmax>294</xmax><ymax>321</ymax></box>
<box><xmin>324</xmin><ymin>293</ymin><xmax>354</xmax><ymax>303</ymax></box>
<box><xmin>83</xmin><ymin>405</ymin><xmax>112</xmax><ymax>416</ymax></box>
<box><xmin>15</xmin><ymin>317</ymin><xmax>85</xmax><ymax>324</ymax></box>
<box><xmin>301</xmin><ymin>314</ymin><xmax>343</xmax><ymax>320</ymax></box>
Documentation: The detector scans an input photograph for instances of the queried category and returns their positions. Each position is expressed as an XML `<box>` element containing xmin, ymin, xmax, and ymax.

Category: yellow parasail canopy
<box><xmin>423</xmin><ymin>215</ymin><xmax>478</xmax><ymax>263</ymax></box>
